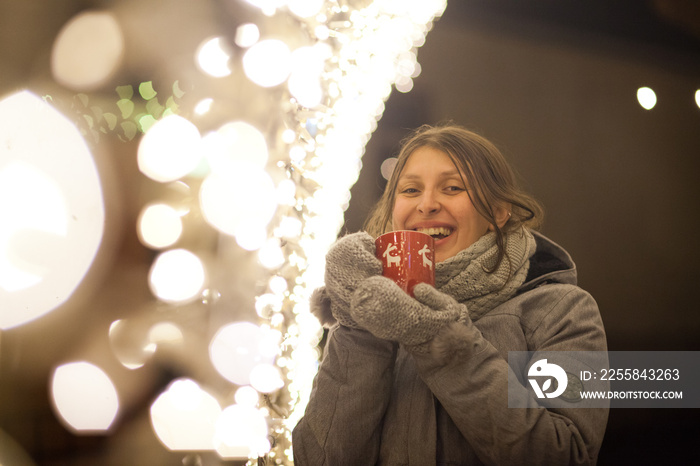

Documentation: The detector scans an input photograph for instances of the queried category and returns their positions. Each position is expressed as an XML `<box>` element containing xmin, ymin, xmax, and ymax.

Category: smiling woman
<box><xmin>292</xmin><ymin>123</ymin><xmax>609</xmax><ymax>465</ymax></box>
<box><xmin>391</xmin><ymin>147</ymin><xmax>493</xmax><ymax>262</ymax></box>
<box><xmin>365</xmin><ymin>124</ymin><xmax>543</xmax><ymax>267</ymax></box>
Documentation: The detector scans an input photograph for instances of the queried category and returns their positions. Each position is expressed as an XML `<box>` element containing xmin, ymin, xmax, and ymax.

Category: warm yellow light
<box><xmin>288</xmin><ymin>0</ymin><xmax>324</xmax><ymax>18</ymax></box>
<box><xmin>234</xmin><ymin>223</ymin><xmax>269</xmax><ymax>251</ymax></box>
<box><xmin>242</xmin><ymin>40</ymin><xmax>292</xmax><ymax>88</ymax></box>
<box><xmin>250</xmin><ymin>363</ymin><xmax>285</xmax><ymax>393</ymax></box>
<box><xmin>148</xmin><ymin>321</ymin><xmax>184</xmax><ymax>346</ymax></box>
<box><xmin>214</xmin><ymin>404</ymin><xmax>270</xmax><ymax>459</ymax></box>
<box><xmin>204</xmin><ymin>121</ymin><xmax>269</xmax><ymax>169</ymax></box>
<box><xmin>258</xmin><ymin>239</ymin><xmax>285</xmax><ymax>269</ymax></box>
<box><xmin>288</xmin><ymin>45</ymin><xmax>330</xmax><ymax>108</ymax></box>
<box><xmin>395</xmin><ymin>76</ymin><xmax>414</xmax><ymax>93</ymax></box>
<box><xmin>275</xmin><ymin>216</ymin><xmax>302</xmax><ymax>238</ymax></box>
<box><xmin>199</xmin><ymin>164</ymin><xmax>277</xmax><ymax>237</ymax></box>
<box><xmin>108</xmin><ymin>319</ymin><xmax>152</xmax><ymax>370</ymax></box>
<box><xmin>255</xmin><ymin>293</ymin><xmax>283</xmax><ymax>319</ymax></box>
<box><xmin>243</xmin><ymin>0</ymin><xmax>287</xmax><ymax>15</ymax></box>
<box><xmin>0</xmin><ymin>91</ymin><xmax>104</xmax><ymax>329</ymax></box>
<box><xmin>380</xmin><ymin>157</ymin><xmax>398</xmax><ymax>180</ymax></box>
<box><xmin>196</xmin><ymin>37</ymin><xmax>232</xmax><ymax>78</ymax></box>
<box><xmin>150</xmin><ymin>379</ymin><xmax>220</xmax><ymax>451</ymax></box>
<box><xmin>209</xmin><ymin>322</ymin><xmax>276</xmax><ymax>385</ymax></box>
<box><xmin>194</xmin><ymin>98</ymin><xmax>214</xmax><ymax>115</ymax></box>
<box><xmin>137</xmin><ymin>115</ymin><xmax>202</xmax><ymax>183</ymax></box>
<box><xmin>51</xmin><ymin>362</ymin><xmax>119</xmax><ymax>432</ymax></box>
<box><xmin>128</xmin><ymin>0</ymin><xmax>449</xmax><ymax>461</ymax></box>
<box><xmin>51</xmin><ymin>11</ymin><xmax>124</xmax><ymax>90</ymax></box>
<box><xmin>137</xmin><ymin>203</ymin><xmax>183</xmax><ymax>249</ymax></box>
<box><xmin>637</xmin><ymin>87</ymin><xmax>657</xmax><ymax>110</ymax></box>
<box><xmin>0</xmin><ymin>163</ymin><xmax>66</xmax><ymax>292</ymax></box>
<box><xmin>148</xmin><ymin>249</ymin><xmax>206</xmax><ymax>303</ymax></box>
<box><xmin>695</xmin><ymin>89</ymin><xmax>700</xmax><ymax>109</ymax></box>
<box><xmin>281</xmin><ymin>129</ymin><xmax>296</xmax><ymax>144</ymax></box>
<box><xmin>234</xmin><ymin>386</ymin><xmax>259</xmax><ymax>407</ymax></box>
<box><xmin>276</xmin><ymin>179</ymin><xmax>297</xmax><ymax>206</ymax></box>
<box><xmin>235</xmin><ymin>23</ymin><xmax>260</xmax><ymax>48</ymax></box>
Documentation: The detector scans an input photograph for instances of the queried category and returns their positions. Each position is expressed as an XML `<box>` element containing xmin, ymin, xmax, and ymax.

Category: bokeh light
<box><xmin>288</xmin><ymin>0</ymin><xmax>324</xmax><ymax>18</ymax></box>
<box><xmin>288</xmin><ymin>45</ymin><xmax>330</xmax><ymax>108</ymax></box>
<box><xmin>148</xmin><ymin>321</ymin><xmax>184</xmax><ymax>346</ymax></box>
<box><xmin>51</xmin><ymin>362</ymin><xmax>119</xmax><ymax>432</ymax></box>
<box><xmin>109</xmin><ymin>318</ymin><xmax>154</xmax><ymax>370</ymax></box>
<box><xmin>637</xmin><ymin>86</ymin><xmax>657</xmax><ymax>110</ymax></box>
<box><xmin>209</xmin><ymin>322</ymin><xmax>277</xmax><ymax>386</ymax></box>
<box><xmin>250</xmin><ymin>363</ymin><xmax>284</xmax><ymax>393</ymax></box>
<box><xmin>137</xmin><ymin>203</ymin><xmax>183</xmax><ymax>249</ymax></box>
<box><xmin>380</xmin><ymin>157</ymin><xmax>398</xmax><ymax>180</ymax></box>
<box><xmin>243</xmin><ymin>0</ymin><xmax>287</xmax><ymax>15</ymax></box>
<box><xmin>148</xmin><ymin>249</ymin><xmax>206</xmax><ymax>303</ymax></box>
<box><xmin>199</xmin><ymin>163</ymin><xmax>277</xmax><ymax>237</ymax></box>
<box><xmin>51</xmin><ymin>11</ymin><xmax>124</xmax><ymax>90</ymax></box>
<box><xmin>275</xmin><ymin>179</ymin><xmax>297</xmax><ymax>206</ymax></box>
<box><xmin>695</xmin><ymin>89</ymin><xmax>700</xmax><ymax>109</ymax></box>
<box><xmin>203</xmin><ymin>121</ymin><xmax>269</xmax><ymax>169</ymax></box>
<box><xmin>150</xmin><ymin>379</ymin><xmax>221</xmax><ymax>451</ymax></box>
<box><xmin>243</xmin><ymin>39</ymin><xmax>292</xmax><ymax>88</ymax></box>
<box><xmin>196</xmin><ymin>37</ymin><xmax>233</xmax><ymax>78</ymax></box>
<box><xmin>234</xmin><ymin>223</ymin><xmax>269</xmax><ymax>251</ymax></box>
<box><xmin>258</xmin><ymin>239</ymin><xmax>285</xmax><ymax>269</ymax></box>
<box><xmin>11</xmin><ymin>0</ymin><xmax>448</xmax><ymax>461</ymax></box>
<box><xmin>194</xmin><ymin>97</ymin><xmax>214</xmax><ymax>115</ymax></box>
<box><xmin>137</xmin><ymin>115</ymin><xmax>202</xmax><ymax>183</ymax></box>
<box><xmin>234</xmin><ymin>386</ymin><xmax>259</xmax><ymax>407</ymax></box>
<box><xmin>0</xmin><ymin>91</ymin><xmax>104</xmax><ymax>329</ymax></box>
<box><xmin>235</xmin><ymin>23</ymin><xmax>260</xmax><ymax>48</ymax></box>
<box><xmin>214</xmin><ymin>404</ymin><xmax>270</xmax><ymax>459</ymax></box>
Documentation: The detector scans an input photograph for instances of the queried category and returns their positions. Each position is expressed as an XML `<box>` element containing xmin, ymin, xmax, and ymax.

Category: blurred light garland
<box><xmin>144</xmin><ymin>0</ymin><xmax>447</xmax><ymax>463</ymax></box>
<box><xmin>43</xmin><ymin>0</ymin><xmax>447</xmax><ymax>464</ymax></box>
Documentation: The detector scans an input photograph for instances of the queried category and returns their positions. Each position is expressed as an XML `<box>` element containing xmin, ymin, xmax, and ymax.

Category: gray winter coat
<box><xmin>293</xmin><ymin>231</ymin><xmax>608</xmax><ymax>465</ymax></box>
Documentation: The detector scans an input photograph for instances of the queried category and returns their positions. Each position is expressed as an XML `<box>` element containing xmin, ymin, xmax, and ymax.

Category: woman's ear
<box><xmin>488</xmin><ymin>205</ymin><xmax>511</xmax><ymax>231</ymax></box>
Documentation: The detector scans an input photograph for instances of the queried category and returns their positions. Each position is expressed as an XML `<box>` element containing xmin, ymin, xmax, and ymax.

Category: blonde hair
<box><xmin>364</xmin><ymin>123</ymin><xmax>543</xmax><ymax>269</ymax></box>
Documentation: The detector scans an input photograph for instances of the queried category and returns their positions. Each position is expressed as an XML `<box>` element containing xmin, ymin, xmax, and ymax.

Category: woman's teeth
<box><xmin>416</xmin><ymin>227</ymin><xmax>453</xmax><ymax>239</ymax></box>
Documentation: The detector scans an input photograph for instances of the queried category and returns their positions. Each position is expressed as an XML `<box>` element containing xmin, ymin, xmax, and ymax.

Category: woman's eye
<box><xmin>399</xmin><ymin>187</ymin><xmax>419</xmax><ymax>194</ymax></box>
<box><xmin>446</xmin><ymin>186</ymin><xmax>464</xmax><ymax>192</ymax></box>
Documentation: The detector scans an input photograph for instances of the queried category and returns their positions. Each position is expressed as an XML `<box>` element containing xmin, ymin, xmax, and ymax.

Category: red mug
<box><xmin>375</xmin><ymin>230</ymin><xmax>435</xmax><ymax>296</ymax></box>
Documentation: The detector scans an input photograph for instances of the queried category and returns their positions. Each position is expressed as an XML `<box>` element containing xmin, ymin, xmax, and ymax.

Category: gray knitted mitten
<box><xmin>350</xmin><ymin>277</ymin><xmax>463</xmax><ymax>347</ymax></box>
<box><xmin>324</xmin><ymin>232</ymin><xmax>383</xmax><ymax>328</ymax></box>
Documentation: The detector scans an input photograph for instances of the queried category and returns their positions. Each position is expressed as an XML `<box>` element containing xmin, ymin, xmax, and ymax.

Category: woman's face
<box><xmin>392</xmin><ymin>146</ymin><xmax>492</xmax><ymax>263</ymax></box>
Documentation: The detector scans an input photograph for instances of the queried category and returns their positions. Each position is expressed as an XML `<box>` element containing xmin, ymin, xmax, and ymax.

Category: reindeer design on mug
<box><xmin>383</xmin><ymin>243</ymin><xmax>401</xmax><ymax>267</ymax></box>
<box><xmin>383</xmin><ymin>242</ymin><xmax>433</xmax><ymax>270</ymax></box>
<box><xmin>418</xmin><ymin>244</ymin><xmax>433</xmax><ymax>270</ymax></box>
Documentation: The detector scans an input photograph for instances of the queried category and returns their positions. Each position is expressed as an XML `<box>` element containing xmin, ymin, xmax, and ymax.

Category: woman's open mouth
<box><xmin>415</xmin><ymin>227</ymin><xmax>453</xmax><ymax>241</ymax></box>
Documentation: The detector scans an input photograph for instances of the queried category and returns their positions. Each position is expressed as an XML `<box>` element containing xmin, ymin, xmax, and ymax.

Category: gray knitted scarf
<box><xmin>435</xmin><ymin>227</ymin><xmax>536</xmax><ymax>322</ymax></box>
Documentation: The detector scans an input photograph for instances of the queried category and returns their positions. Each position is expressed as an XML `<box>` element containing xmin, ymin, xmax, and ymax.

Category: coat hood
<box><xmin>519</xmin><ymin>230</ymin><xmax>577</xmax><ymax>293</ymax></box>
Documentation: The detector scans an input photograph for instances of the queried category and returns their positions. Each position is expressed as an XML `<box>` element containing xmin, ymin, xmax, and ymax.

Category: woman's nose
<box><xmin>417</xmin><ymin>191</ymin><xmax>440</xmax><ymax>214</ymax></box>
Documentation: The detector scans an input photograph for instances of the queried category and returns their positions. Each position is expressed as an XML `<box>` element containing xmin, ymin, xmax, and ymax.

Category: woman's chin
<box><xmin>434</xmin><ymin>237</ymin><xmax>454</xmax><ymax>262</ymax></box>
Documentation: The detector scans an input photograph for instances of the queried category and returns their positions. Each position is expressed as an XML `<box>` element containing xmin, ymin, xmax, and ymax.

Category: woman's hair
<box><xmin>364</xmin><ymin>123</ymin><xmax>544</xmax><ymax>270</ymax></box>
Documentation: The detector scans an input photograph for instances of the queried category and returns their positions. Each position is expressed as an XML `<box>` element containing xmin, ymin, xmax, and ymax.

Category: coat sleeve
<box><xmin>292</xmin><ymin>324</ymin><xmax>398</xmax><ymax>466</ymax></box>
<box><xmin>411</xmin><ymin>284</ymin><xmax>609</xmax><ymax>465</ymax></box>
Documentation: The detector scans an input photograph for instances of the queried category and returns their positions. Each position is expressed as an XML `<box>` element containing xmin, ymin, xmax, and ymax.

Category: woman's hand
<box><xmin>350</xmin><ymin>278</ymin><xmax>464</xmax><ymax>347</ymax></box>
<box><xmin>324</xmin><ymin>232</ymin><xmax>383</xmax><ymax>328</ymax></box>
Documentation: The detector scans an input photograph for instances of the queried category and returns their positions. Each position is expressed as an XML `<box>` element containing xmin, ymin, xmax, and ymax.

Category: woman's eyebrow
<box><xmin>398</xmin><ymin>169</ymin><xmax>462</xmax><ymax>180</ymax></box>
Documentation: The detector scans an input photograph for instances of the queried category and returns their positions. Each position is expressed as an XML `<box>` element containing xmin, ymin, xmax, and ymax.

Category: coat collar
<box><xmin>519</xmin><ymin>230</ymin><xmax>577</xmax><ymax>293</ymax></box>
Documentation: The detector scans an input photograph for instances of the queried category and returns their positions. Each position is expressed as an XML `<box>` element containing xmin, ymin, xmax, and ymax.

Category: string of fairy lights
<box><xmin>2</xmin><ymin>0</ymin><xmax>447</xmax><ymax>464</ymax></box>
